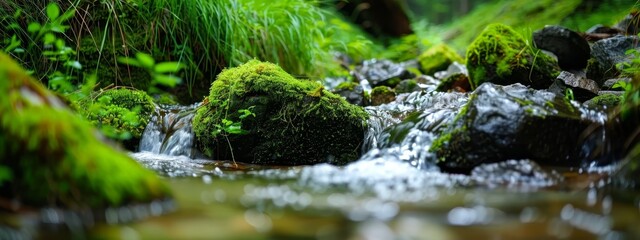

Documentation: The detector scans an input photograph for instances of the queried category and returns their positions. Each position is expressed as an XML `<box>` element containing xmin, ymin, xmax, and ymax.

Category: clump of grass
<box><xmin>141</xmin><ymin>0</ymin><xmax>329</xmax><ymax>77</ymax></box>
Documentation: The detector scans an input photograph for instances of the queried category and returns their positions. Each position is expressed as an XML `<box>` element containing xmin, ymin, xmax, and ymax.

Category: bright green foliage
<box><xmin>0</xmin><ymin>52</ymin><xmax>169</xmax><ymax>208</ymax></box>
<box><xmin>318</xmin><ymin>10</ymin><xmax>381</xmax><ymax>64</ymax></box>
<box><xmin>466</xmin><ymin>23</ymin><xmax>559</xmax><ymax>89</ymax></box>
<box><xmin>78</xmin><ymin>88</ymin><xmax>156</xmax><ymax>146</ymax></box>
<box><xmin>418</xmin><ymin>44</ymin><xmax>464</xmax><ymax>76</ymax></box>
<box><xmin>144</xmin><ymin>0</ymin><xmax>328</xmax><ymax>77</ymax></box>
<box><xmin>193</xmin><ymin>60</ymin><xmax>368</xmax><ymax>165</ymax></box>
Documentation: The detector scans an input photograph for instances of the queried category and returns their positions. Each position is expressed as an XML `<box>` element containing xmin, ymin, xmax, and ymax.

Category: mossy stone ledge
<box><xmin>466</xmin><ymin>23</ymin><xmax>560</xmax><ymax>90</ymax></box>
<box><xmin>193</xmin><ymin>60</ymin><xmax>368</xmax><ymax>166</ymax></box>
<box><xmin>78</xmin><ymin>88</ymin><xmax>156</xmax><ymax>150</ymax></box>
<box><xmin>0</xmin><ymin>52</ymin><xmax>170</xmax><ymax>209</ymax></box>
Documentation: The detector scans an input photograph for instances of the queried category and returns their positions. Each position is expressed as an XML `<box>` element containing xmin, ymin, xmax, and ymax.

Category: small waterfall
<box><xmin>139</xmin><ymin>104</ymin><xmax>199</xmax><ymax>158</ymax></box>
<box><xmin>361</xmin><ymin>91</ymin><xmax>469</xmax><ymax>170</ymax></box>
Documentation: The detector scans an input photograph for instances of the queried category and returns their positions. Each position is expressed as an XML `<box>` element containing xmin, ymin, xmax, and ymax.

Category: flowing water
<box><xmin>6</xmin><ymin>90</ymin><xmax>640</xmax><ymax>239</ymax></box>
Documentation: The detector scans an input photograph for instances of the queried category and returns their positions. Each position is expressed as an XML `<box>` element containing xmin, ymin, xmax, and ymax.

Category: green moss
<box><xmin>0</xmin><ymin>52</ymin><xmax>169</xmax><ymax>208</ymax></box>
<box><xmin>370</xmin><ymin>86</ymin><xmax>397</xmax><ymax>105</ymax></box>
<box><xmin>78</xmin><ymin>88</ymin><xmax>155</xmax><ymax>149</ymax></box>
<box><xmin>465</xmin><ymin>23</ymin><xmax>559</xmax><ymax>90</ymax></box>
<box><xmin>193</xmin><ymin>60</ymin><xmax>368</xmax><ymax>165</ymax></box>
<box><xmin>395</xmin><ymin>79</ymin><xmax>419</xmax><ymax>94</ymax></box>
<box><xmin>586</xmin><ymin>94</ymin><xmax>622</xmax><ymax>109</ymax></box>
<box><xmin>335</xmin><ymin>81</ymin><xmax>359</xmax><ymax>92</ymax></box>
<box><xmin>418</xmin><ymin>44</ymin><xmax>464</xmax><ymax>76</ymax></box>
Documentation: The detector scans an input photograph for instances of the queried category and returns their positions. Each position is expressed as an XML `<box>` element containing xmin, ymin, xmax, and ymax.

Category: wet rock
<box><xmin>533</xmin><ymin>25</ymin><xmax>591</xmax><ymax>70</ymax></box>
<box><xmin>602</xmin><ymin>78</ymin><xmax>632</xmax><ymax>90</ymax></box>
<box><xmin>583</xmin><ymin>93</ymin><xmax>621</xmax><ymax>109</ymax></box>
<box><xmin>466</xmin><ymin>24</ymin><xmax>560</xmax><ymax>90</ymax></box>
<box><xmin>597</xmin><ymin>90</ymin><xmax>624</xmax><ymax>96</ymax></box>
<box><xmin>353</xmin><ymin>59</ymin><xmax>415</xmax><ymax>88</ymax></box>
<box><xmin>193</xmin><ymin>60</ymin><xmax>368</xmax><ymax>166</ymax></box>
<box><xmin>554</xmin><ymin>71</ymin><xmax>599</xmax><ymax>101</ymax></box>
<box><xmin>431</xmin><ymin>83</ymin><xmax>604</xmax><ymax>173</ymax></box>
<box><xmin>370</xmin><ymin>86</ymin><xmax>396</xmax><ymax>106</ymax></box>
<box><xmin>436</xmin><ymin>73</ymin><xmax>471</xmax><ymax>93</ymax></box>
<box><xmin>394</xmin><ymin>79</ymin><xmax>421</xmax><ymax>94</ymax></box>
<box><xmin>333</xmin><ymin>81</ymin><xmax>367</xmax><ymax>106</ymax></box>
<box><xmin>434</xmin><ymin>61</ymin><xmax>468</xmax><ymax>80</ymax></box>
<box><xmin>587</xmin><ymin>35</ymin><xmax>640</xmax><ymax>85</ymax></box>
<box><xmin>417</xmin><ymin>44</ymin><xmax>464</xmax><ymax>76</ymax></box>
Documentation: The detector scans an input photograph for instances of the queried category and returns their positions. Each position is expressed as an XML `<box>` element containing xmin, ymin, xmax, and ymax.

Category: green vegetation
<box><xmin>466</xmin><ymin>23</ymin><xmax>559</xmax><ymax>89</ymax></box>
<box><xmin>418</xmin><ymin>44</ymin><xmax>464</xmax><ymax>75</ymax></box>
<box><xmin>78</xmin><ymin>88</ymin><xmax>156</xmax><ymax>149</ymax></box>
<box><xmin>192</xmin><ymin>60</ymin><xmax>368</xmax><ymax>165</ymax></box>
<box><xmin>438</xmin><ymin>0</ymin><xmax>632</xmax><ymax>50</ymax></box>
<box><xmin>586</xmin><ymin>93</ymin><xmax>622</xmax><ymax>109</ymax></box>
<box><xmin>0</xmin><ymin>52</ymin><xmax>169</xmax><ymax>208</ymax></box>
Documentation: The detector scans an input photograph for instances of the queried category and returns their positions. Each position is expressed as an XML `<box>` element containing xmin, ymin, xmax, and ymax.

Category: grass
<box><xmin>2</xmin><ymin>0</ymin><xmax>358</xmax><ymax>101</ymax></box>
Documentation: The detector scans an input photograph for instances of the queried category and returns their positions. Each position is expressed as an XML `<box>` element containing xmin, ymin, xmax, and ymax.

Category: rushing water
<box><xmin>6</xmin><ymin>87</ymin><xmax>640</xmax><ymax>239</ymax></box>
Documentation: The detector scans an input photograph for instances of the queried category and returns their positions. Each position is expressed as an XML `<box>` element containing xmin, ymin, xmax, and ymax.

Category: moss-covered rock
<box><xmin>466</xmin><ymin>23</ymin><xmax>560</xmax><ymax>90</ymax></box>
<box><xmin>436</xmin><ymin>73</ymin><xmax>471</xmax><ymax>93</ymax></box>
<box><xmin>394</xmin><ymin>79</ymin><xmax>421</xmax><ymax>94</ymax></box>
<box><xmin>78</xmin><ymin>88</ymin><xmax>156</xmax><ymax>150</ymax></box>
<box><xmin>584</xmin><ymin>93</ymin><xmax>622</xmax><ymax>109</ymax></box>
<box><xmin>370</xmin><ymin>86</ymin><xmax>396</xmax><ymax>106</ymax></box>
<box><xmin>418</xmin><ymin>44</ymin><xmax>464</xmax><ymax>76</ymax></box>
<box><xmin>0</xmin><ymin>52</ymin><xmax>169</xmax><ymax>208</ymax></box>
<box><xmin>193</xmin><ymin>60</ymin><xmax>368</xmax><ymax>165</ymax></box>
<box><xmin>430</xmin><ymin>83</ymin><xmax>601</xmax><ymax>173</ymax></box>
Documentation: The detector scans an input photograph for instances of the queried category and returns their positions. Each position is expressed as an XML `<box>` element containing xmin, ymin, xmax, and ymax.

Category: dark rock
<box><xmin>431</xmin><ymin>83</ymin><xmax>604</xmax><ymax>173</ymax></box>
<box><xmin>353</xmin><ymin>59</ymin><xmax>416</xmax><ymax>88</ymax></box>
<box><xmin>555</xmin><ymin>71</ymin><xmax>599</xmax><ymax>101</ymax></box>
<box><xmin>602</xmin><ymin>78</ymin><xmax>632</xmax><ymax>90</ymax></box>
<box><xmin>533</xmin><ymin>25</ymin><xmax>591</xmax><ymax>70</ymax></box>
<box><xmin>587</xmin><ymin>35</ymin><xmax>640</xmax><ymax>85</ymax></box>
<box><xmin>586</xmin><ymin>24</ymin><xmax>625</xmax><ymax>35</ymax></box>
<box><xmin>615</xmin><ymin>11</ymin><xmax>640</xmax><ymax>35</ymax></box>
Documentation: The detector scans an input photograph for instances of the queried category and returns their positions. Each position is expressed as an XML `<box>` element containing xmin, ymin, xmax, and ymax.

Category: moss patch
<box><xmin>78</xmin><ymin>88</ymin><xmax>156</xmax><ymax>150</ymax></box>
<box><xmin>0</xmin><ymin>52</ymin><xmax>169</xmax><ymax>208</ymax></box>
<box><xmin>370</xmin><ymin>86</ymin><xmax>397</xmax><ymax>106</ymax></box>
<box><xmin>418</xmin><ymin>44</ymin><xmax>464</xmax><ymax>76</ymax></box>
<box><xmin>466</xmin><ymin>23</ymin><xmax>560</xmax><ymax>90</ymax></box>
<box><xmin>193</xmin><ymin>60</ymin><xmax>368</xmax><ymax>165</ymax></box>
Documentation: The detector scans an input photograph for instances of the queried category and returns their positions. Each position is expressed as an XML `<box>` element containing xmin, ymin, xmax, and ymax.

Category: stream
<box><xmin>11</xmin><ymin>90</ymin><xmax>640</xmax><ymax>239</ymax></box>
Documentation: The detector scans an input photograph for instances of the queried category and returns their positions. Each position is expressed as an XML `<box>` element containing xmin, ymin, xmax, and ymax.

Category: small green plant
<box><xmin>564</xmin><ymin>88</ymin><xmax>575</xmax><ymax>101</ymax></box>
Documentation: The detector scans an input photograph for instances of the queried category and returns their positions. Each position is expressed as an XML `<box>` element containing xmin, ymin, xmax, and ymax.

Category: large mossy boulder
<box><xmin>466</xmin><ymin>24</ymin><xmax>560</xmax><ymax>90</ymax></box>
<box><xmin>78</xmin><ymin>88</ymin><xmax>156</xmax><ymax>150</ymax></box>
<box><xmin>0</xmin><ymin>52</ymin><xmax>170</xmax><ymax>208</ymax></box>
<box><xmin>193</xmin><ymin>60</ymin><xmax>368</xmax><ymax>165</ymax></box>
<box><xmin>430</xmin><ymin>83</ymin><xmax>602</xmax><ymax>173</ymax></box>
